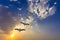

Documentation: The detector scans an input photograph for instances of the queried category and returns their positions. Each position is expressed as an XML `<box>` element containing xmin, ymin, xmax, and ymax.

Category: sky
<box><xmin>0</xmin><ymin>0</ymin><xmax>60</xmax><ymax>40</ymax></box>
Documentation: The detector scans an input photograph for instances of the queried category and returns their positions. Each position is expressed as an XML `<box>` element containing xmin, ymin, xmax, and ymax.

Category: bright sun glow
<box><xmin>8</xmin><ymin>24</ymin><xmax>25</xmax><ymax>40</ymax></box>
<box><xmin>5</xmin><ymin>24</ymin><xmax>28</xmax><ymax>40</ymax></box>
<box><xmin>10</xmin><ymin>32</ymin><xmax>15</xmax><ymax>38</ymax></box>
<box><xmin>0</xmin><ymin>24</ymin><xmax>32</xmax><ymax>40</ymax></box>
<box><xmin>8</xmin><ymin>31</ymin><xmax>16</xmax><ymax>40</ymax></box>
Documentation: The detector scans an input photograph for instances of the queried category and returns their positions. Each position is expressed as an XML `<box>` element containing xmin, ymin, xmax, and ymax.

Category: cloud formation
<box><xmin>0</xmin><ymin>6</ymin><xmax>17</xmax><ymax>34</ymax></box>
<box><xmin>0</xmin><ymin>0</ymin><xmax>59</xmax><ymax>40</ymax></box>
<box><xmin>28</xmin><ymin>0</ymin><xmax>56</xmax><ymax>19</ymax></box>
<box><xmin>0</xmin><ymin>0</ymin><xmax>57</xmax><ymax>34</ymax></box>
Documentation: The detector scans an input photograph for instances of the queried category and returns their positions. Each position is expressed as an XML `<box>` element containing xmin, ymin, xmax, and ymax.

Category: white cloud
<box><xmin>0</xmin><ymin>5</ymin><xmax>3</xmax><ymax>7</ymax></box>
<box><xmin>54</xmin><ymin>2</ymin><xmax>57</xmax><ymax>5</ymax></box>
<box><xmin>4</xmin><ymin>6</ymin><xmax>9</xmax><ymax>8</ymax></box>
<box><xmin>49</xmin><ymin>6</ymin><xmax>56</xmax><ymax>15</ymax></box>
<box><xmin>28</xmin><ymin>0</ymin><xmax>56</xmax><ymax>19</ymax></box>
<box><xmin>40</xmin><ymin>0</ymin><xmax>49</xmax><ymax>4</ymax></box>
<box><xmin>17</xmin><ymin>8</ymin><xmax>22</xmax><ymax>11</ymax></box>
<box><xmin>10</xmin><ymin>0</ymin><xmax>18</xmax><ymax>2</ymax></box>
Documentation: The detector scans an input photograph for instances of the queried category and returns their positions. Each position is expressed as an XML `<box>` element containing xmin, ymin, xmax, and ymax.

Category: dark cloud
<box><xmin>0</xmin><ymin>6</ymin><xmax>17</xmax><ymax>34</ymax></box>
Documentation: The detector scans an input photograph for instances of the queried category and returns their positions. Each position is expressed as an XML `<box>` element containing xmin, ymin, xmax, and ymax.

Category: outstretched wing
<box><xmin>15</xmin><ymin>28</ymin><xmax>21</xmax><ymax>32</ymax></box>
<box><xmin>20</xmin><ymin>22</ymin><xmax>29</xmax><ymax>25</ymax></box>
<box><xmin>15</xmin><ymin>28</ymin><xmax>26</xmax><ymax>32</ymax></box>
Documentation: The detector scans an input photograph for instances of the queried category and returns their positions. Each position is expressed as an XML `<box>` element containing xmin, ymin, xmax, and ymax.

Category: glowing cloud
<box><xmin>28</xmin><ymin>0</ymin><xmax>57</xmax><ymax>19</ymax></box>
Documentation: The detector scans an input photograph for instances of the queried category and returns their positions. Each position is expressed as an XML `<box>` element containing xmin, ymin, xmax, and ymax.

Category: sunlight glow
<box><xmin>14</xmin><ymin>24</ymin><xmax>26</xmax><ymax>29</ymax></box>
<box><xmin>10</xmin><ymin>33</ymin><xmax>15</xmax><ymax>38</ymax></box>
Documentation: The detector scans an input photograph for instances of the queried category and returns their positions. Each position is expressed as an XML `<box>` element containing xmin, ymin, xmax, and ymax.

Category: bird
<box><xmin>15</xmin><ymin>28</ymin><xmax>26</xmax><ymax>32</ymax></box>
<box><xmin>20</xmin><ymin>22</ymin><xmax>29</xmax><ymax>25</ymax></box>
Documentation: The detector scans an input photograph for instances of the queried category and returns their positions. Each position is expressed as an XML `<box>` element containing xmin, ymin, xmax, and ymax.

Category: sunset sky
<box><xmin>0</xmin><ymin>0</ymin><xmax>60</xmax><ymax>40</ymax></box>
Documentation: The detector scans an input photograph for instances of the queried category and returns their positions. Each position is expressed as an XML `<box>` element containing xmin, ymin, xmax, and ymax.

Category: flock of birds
<box><xmin>14</xmin><ymin>16</ymin><xmax>31</xmax><ymax>32</ymax></box>
<box><xmin>14</xmin><ymin>0</ymin><xmax>57</xmax><ymax>32</ymax></box>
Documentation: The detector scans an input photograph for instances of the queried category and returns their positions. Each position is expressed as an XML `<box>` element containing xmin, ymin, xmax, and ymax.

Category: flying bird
<box><xmin>15</xmin><ymin>28</ymin><xmax>26</xmax><ymax>32</ymax></box>
<box><xmin>20</xmin><ymin>22</ymin><xmax>29</xmax><ymax>25</ymax></box>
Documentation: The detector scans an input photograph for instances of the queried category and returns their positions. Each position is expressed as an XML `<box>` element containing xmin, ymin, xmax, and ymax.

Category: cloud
<box><xmin>0</xmin><ymin>29</ymin><xmax>4</xmax><ymax>34</ymax></box>
<box><xmin>0</xmin><ymin>5</ymin><xmax>34</xmax><ymax>34</ymax></box>
<box><xmin>28</xmin><ymin>0</ymin><xmax>56</xmax><ymax>19</ymax></box>
<box><xmin>25</xmin><ymin>16</ymin><xmax>34</xmax><ymax>23</ymax></box>
<box><xmin>10</xmin><ymin>0</ymin><xmax>18</xmax><ymax>2</ymax></box>
<box><xmin>0</xmin><ymin>6</ymin><xmax>17</xmax><ymax>34</ymax></box>
<box><xmin>0</xmin><ymin>1</ymin><xmax>59</xmax><ymax>40</ymax></box>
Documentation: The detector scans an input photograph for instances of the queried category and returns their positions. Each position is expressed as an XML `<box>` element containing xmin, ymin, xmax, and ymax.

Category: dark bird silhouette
<box><xmin>20</xmin><ymin>22</ymin><xmax>29</xmax><ymax>25</ymax></box>
<box><xmin>15</xmin><ymin>28</ymin><xmax>26</xmax><ymax>32</ymax></box>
